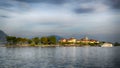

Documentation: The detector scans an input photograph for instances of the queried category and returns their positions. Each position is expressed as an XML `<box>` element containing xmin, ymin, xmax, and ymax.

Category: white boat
<box><xmin>101</xmin><ymin>43</ymin><xmax>113</xmax><ymax>47</ymax></box>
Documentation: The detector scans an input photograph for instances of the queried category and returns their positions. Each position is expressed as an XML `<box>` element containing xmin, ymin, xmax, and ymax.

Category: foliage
<box><xmin>40</xmin><ymin>37</ymin><xmax>48</xmax><ymax>44</ymax></box>
<box><xmin>30</xmin><ymin>42</ymin><xmax>36</xmax><ymax>46</ymax></box>
<box><xmin>32</xmin><ymin>37</ymin><xmax>40</xmax><ymax>45</ymax></box>
<box><xmin>114</xmin><ymin>42</ymin><xmax>120</xmax><ymax>46</ymax></box>
<box><xmin>28</xmin><ymin>39</ymin><xmax>33</xmax><ymax>44</ymax></box>
<box><xmin>6</xmin><ymin>35</ymin><xmax>58</xmax><ymax>47</ymax></box>
<box><xmin>48</xmin><ymin>36</ymin><xmax>57</xmax><ymax>44</ymax></box>
<box><xmin>6</xmin><ymin>36</ymin><xmax>17</xmax><ymax>44</ymax></box>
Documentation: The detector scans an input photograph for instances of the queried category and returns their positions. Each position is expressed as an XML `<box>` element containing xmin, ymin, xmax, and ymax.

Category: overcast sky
<box><xmin>0</xmin><ymin>0</ymin><xmax>120</xmax><ymax>42</ymax></box>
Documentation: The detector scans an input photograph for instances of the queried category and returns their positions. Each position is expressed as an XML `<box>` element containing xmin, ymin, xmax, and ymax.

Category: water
<box><xmin>0</xmin><ymin>46</ymin><xmax>120</xmax><ymax>68</ymax></box>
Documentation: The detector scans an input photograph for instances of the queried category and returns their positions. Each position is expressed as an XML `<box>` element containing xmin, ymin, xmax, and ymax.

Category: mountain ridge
<box><xmin>0</xmin><ymin>30</ymin><xmax>7</xmax><ymax>43</ymax></box>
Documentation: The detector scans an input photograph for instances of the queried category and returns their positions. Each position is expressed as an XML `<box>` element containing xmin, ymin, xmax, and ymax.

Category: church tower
<box><xmin>84</xmin><ymin>36</ymin><xmax>88</xmax><ymax>40</ymax></box>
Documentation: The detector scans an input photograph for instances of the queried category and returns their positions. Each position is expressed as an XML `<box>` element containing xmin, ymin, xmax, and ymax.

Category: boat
<box><xmin>101</xmin><ymin>43</ymin><xmax>113</xmax><ymax>47</ymax></box>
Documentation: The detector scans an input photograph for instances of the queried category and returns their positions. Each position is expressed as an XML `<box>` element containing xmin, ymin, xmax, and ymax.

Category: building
<box><xmin>80</xmin><ymin>36</ymin><xmax>99</xmax><ymax>43</ymax></box>
<box><xmin>76</xmin><ymin>40</ymin><xmax>81</xmax><ymax>43</ymax></box>
<box><xmin>89</xmin><ymin>39</ymin><xmax>99</xmax><ymax>43</ymax></box>
<box><xmin>59</xmin><ymin>37</ymin><xmax>76</xmax><ymax>43</ymax></box>
<box><xmin>59</xmin><ymin>38</ymin><xmax>67</xmax><ymax>43</ymax></box>
<box><xmin>59</xmin><ymin>36</ymin><xmax>99</xmax><ymax>44</ymax></box>
<box><xmin>67</xmin><ymin>37</ymin><xmax>76</xmax><ymax>43</ymax></box>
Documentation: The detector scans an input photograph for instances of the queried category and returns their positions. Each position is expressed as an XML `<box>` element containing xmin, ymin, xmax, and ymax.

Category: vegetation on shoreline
<box><xmin>6</xmin><ymin>36</ymin><xmax>57</xmax><ymax>47</ymax></box>
<box><xmin>114</xmin><ymin>42</ymin><xmax>120</xmax><ymax>46</ymax></box>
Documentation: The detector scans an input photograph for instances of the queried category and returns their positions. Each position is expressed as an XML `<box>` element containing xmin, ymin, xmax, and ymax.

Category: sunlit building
<box><xmin>80</xmin><ymin>36</ymin><xmax>99</xmax><ymax>43</ymax></box>
<box><xmin>67</xmin><ymin>37</ymin><xmax>76</xmax><ymax>43</ymax></box>
<box><xmin>59</xmin><ymin>36</ymin><xmax>99</xmax><ymax>44</ymax></box>
<box><xmin>59</xmin><ymin>38</ymin><xmax>67</xmax><ymax>43</ymax></box>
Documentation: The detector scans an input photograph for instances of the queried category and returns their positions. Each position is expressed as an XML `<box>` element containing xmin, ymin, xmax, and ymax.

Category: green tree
<box><xmin>6</xmin><ymin>36</ymin><xmax>12</xmax><ymax>44</ymax></box>
<box><xmin>41</xmin><ymin>37</ymin><xmax>48</xmax><ymax>44</ymax></box>
<box><xmin>48</xmin><ymin>36</ymin><xmax>57</xmax><ymax>44</ymax></box>
<box><xmin>6</xmin><ymin>36</ymin><xmax>17</xmax><ymax>45</ymax></box>
<box><xmin>16</xmin><ymin>37</ymin><xmax>22</xmax><ymax>44</ymax></box>
<box><xmin>28</xmin><ymin>39</ymin><xmax>33</xmax><ymax>44</ymax></box>
<box><xmin>17</xmin><ymin>37</ymin><xmax>28</xmax><ymax>44</ymax></box>
<box><xmin>21</xmin><ymin>38</ymin><xmax>28</xmax><ymax>44</ymax></box>
<box><xmin>32</xmin><ymin>37</ymin><xmax>40</xmax><ymax>45</ymax></box>
<box><xmin>114</xmin><ymin>42</ymin><xmax>120</xmax><ymax>46</ymax></box>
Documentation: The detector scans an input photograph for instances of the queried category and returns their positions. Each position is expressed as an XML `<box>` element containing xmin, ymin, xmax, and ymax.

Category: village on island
<box><xmin>59</xmin><ymin>36</ymin><xmax>113</xmax><ymax>47</ymax></box>
<box><xmin>5</xmin><ymin>35</ymin><xmax>113</xmax><ymax>47</ymax></box>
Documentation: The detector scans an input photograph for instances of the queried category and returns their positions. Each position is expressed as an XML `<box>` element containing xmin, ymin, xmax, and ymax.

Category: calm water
<box><xmin>0</xmin><ymin>46</ymin><xmax>120</xmax><ymax>68</ymax></box>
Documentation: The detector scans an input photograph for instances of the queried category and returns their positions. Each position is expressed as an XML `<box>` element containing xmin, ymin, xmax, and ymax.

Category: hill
<box><xmin>0</xmin><ymin>30</ymin><xmax>7</xmax><ymax>43</ymax></box>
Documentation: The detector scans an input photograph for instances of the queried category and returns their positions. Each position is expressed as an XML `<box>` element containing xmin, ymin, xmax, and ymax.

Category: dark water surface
<box><xmin>0</xmin><ymin>46</ymin><xmax>120</xmax><ymax>68</ymax></box>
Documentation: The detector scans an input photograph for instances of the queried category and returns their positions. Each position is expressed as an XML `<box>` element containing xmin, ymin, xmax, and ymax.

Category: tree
<box><xmin>6</xmin><ymin>36</ymin><xmax>17</xmax><ymax>45</ymax></box>
<box><xmin>41</xmin><ymin>37</ymin><xmax>48</xmax><ymax>44</ymax></box>
<box><xmin>6</xmin><ymin>36</ymin><xmax>12</xmax><ymax>44</ymax></box>
<box><xmin>32</xmin><ymin>37</ymin><xmax>40</xmax><ymax>45</ymax></box>
<box><xmin>21</xmin><ymin>38</ymin><xmax>28</xmax><ymax>44</ymax></box>
<box><xmin>16</xmin><ymin>37</ymin><xmax>28</xmax><ymax>44</ymax></box>
<box><xmin>28</xmin><ymin>39</ymin><xmax>33</xmax><ymax>44</ymax></box>
<box><xmin>114</xmin><ymin>42</ymin><xmax>120</xmax><ymax>46</ymax></box>
<box><xmin>48</xmin><ymin>36</ymin><xmax>57</xmax><ymax>44</ymax></box>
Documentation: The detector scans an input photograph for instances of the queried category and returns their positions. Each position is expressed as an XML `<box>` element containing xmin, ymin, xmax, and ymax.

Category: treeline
<box><xmin>114</xmin><ymin>42</ymin><xmax>120</xmax><ymax>46</ymax></box>
<box><xmin>6</xmin><ymin>36</ymin><xmax>57</xmax><ymax>47</ymax></box>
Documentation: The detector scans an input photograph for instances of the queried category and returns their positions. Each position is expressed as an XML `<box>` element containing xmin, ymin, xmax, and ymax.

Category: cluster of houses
<box><xmin>59</xmin><ymin>36</ymin><xmax>113</xmax><ymax>47</ymax></box>
<box><xmin>59</xmin><ymin>36</ymin><xmax>99</xmax><ymax>44</ymax></box>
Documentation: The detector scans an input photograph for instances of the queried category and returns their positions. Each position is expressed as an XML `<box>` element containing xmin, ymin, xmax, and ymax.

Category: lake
<box><xmin>0</xmin><ymin>46</ymin><xmax>120</xmax><ymax>68</ymax></box>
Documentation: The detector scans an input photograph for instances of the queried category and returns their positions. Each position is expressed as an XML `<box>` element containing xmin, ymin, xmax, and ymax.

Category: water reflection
<box><xmin>0</xmin><ymin>47</ymin><xmax>120</xmax><ymax>68</ymax></box>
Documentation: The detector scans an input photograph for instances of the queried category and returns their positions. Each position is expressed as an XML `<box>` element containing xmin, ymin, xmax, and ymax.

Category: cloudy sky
<box><xmin>0</xmin><ymin>0</ymin><xmax>120</xmax><ymax>42</ymax></box>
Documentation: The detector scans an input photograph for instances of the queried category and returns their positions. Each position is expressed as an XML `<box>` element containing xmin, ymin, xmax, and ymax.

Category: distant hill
<box><xmin>0</xmin><ymin>30</ymin><xmax>7</xmax><ymax>43</ymax></box>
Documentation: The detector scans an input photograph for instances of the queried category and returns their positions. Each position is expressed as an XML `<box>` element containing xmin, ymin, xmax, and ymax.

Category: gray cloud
<box><xmin>74</xmin><ymin>8</ymin><xmax>93</xmax><ymax>13</ymax></box>
<box><xmin>0</xmin><ymin>15</ymin><xmax>9</xmax><ymax>18</ymax></box>
<box><xmin>105</xmin><ymin>0</ymin><xmax>120</xmax><ymax>10</ymax></box>
<box><xmin>110</xmin><ymin>0</ymin><xmax>120</xmax><ymax>9</ymax></box>
<box><xmin>1</xmin><ymin>0</ymin><xmax>120</xmax><ymax>10</ymax></box>
<box><xmin>14</xmin><ymin>0</ymin><xmax>67</xmax><ymax>4</ymax></box>
<box><xmin>0</xmin><ymin>0</ymin><xmax>15</xmax><ymax>7</ymax></box>
<box><xmin>14</xmin><ymin>0</ymin><xmax>96</xmax><ymax>3</ymax></box>
<box><xmin>1</xmin><ymin>0</ymin><xmax>118</xmax><ymax>14</ymax></box>
<box><xmin>0</xmin><ymin>3</ymin><xmax>12</xmax><ymax>8</ymax></box>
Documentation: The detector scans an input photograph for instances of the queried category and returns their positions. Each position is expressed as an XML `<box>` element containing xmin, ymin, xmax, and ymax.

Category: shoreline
<box><xmin>3</xmin><ymin>43</ymin><xmax>116</xmax><ymax>48</ymax></box>
<box><xmin>4</xmin><ymin>44</ymin><xmax>103</xmax><ymax>48</ymax></box>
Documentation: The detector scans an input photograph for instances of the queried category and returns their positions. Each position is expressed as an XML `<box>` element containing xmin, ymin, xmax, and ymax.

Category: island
<box><xmin>5</xmin><ymin>35</ymin><xmax>119</xmax><ymax>47</ymax></box>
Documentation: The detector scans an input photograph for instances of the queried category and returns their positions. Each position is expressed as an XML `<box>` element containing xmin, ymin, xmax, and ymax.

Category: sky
<box><xmin>0</xmin><ymin>0</ymin><xmax>120</xmax><ymax>42</ymax></box>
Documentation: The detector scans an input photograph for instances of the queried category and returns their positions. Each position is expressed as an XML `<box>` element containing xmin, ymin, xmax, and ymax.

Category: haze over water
<box><xmin>0</xmin><ymin>46</ymin><xmax>120</xmax><ymax>68</ymax></box>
